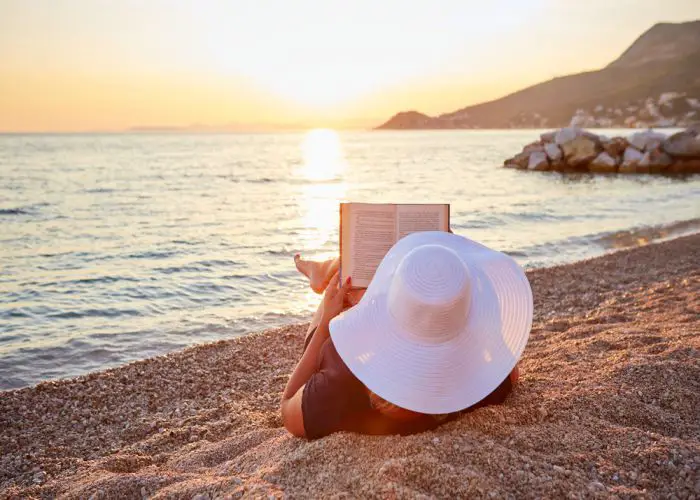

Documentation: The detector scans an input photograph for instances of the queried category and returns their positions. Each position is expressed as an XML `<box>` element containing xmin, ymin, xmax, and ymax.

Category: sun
<box><xmin>300</xmin><ymin>129</ymin><xmax>345</xmax><ymax>181</ymax></box>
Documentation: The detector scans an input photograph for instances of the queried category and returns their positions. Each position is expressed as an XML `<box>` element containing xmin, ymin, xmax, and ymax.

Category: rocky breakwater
<box><xmin>504</xmin><ymin>125</ymin><xmax>700</xmax><ymax>174</ymax></box>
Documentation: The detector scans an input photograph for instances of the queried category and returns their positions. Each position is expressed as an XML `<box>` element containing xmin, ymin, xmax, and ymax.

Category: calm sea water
<box><xmin>1</xmin><ymin>130</ymin><xmax>699</xmax><ymax>389</ymax></box>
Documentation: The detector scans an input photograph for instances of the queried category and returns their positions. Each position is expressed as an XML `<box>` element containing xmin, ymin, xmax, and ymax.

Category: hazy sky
<box><xmin>1</xmin><ymin>0</ymin><xmax>699</xmax><ymax>131</ymax></box>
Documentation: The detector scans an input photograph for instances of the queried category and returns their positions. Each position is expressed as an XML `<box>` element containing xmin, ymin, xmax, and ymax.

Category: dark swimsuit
<box><xmin>301</xmin><ymin>327</ymin><xmax>513</xmax><ymax>439</ymax></box>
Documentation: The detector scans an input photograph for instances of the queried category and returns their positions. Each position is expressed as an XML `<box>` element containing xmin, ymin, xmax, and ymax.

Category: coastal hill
<box><xmin>377</xmin><ymin>20</ymin><xmax>700</xmax><ymax>130</ymax></box>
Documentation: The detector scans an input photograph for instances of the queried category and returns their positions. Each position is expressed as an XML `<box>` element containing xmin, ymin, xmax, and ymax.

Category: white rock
<box><xmin>594</xmin><ymin>152</ymin><xmax>616</xmax><ymax>166</ymax></box>
<box><xmin>639</xmin><ymin>152</ymin><xmax>652</xmax><ymax>167</ymax></box>
<box><xmin>620</xmin><ymin>147</ymin><xmax>645</xmax><ymax>172</ymax></box>
<box><xmin>528</xmin><ymin>151</ymin><xmax>549</xmax><ymax>171</ymax></box>
<box><xmin>589</xmin><ymin>152</ymin><xmax>617</xmax><ymax>173</ymax></box>
<box><xmin>554</xmin><ymin>127</ymin><xmax>581</xmax><ymax>145</ymax></box>
<box><xmin>623</xmin><ymin>147</ymin><xmax>644</xmax><ymax>162</ymax></box>
<box><xmin>544</xmin><ymin>143</ymin><xmax>562</xmax><ymax>162</ymax></box>
<box><xmin>662</xmin><ymin>130</ymin><xmax>700</xmax><ymax>157</ymax></box>
<box><xmin>594</xmin><ymin>104</ymin><xmax>604</xmax><ymax>113</ymax></box>
<box><xmin>628</xmin><ymin>130</ymin><xmax>667</xmax><ymax>151</ymax></box>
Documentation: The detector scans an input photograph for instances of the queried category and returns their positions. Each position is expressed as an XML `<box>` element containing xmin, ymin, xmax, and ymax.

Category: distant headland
<box><xmin>376</xmin><ymin>21</ymin><xmax>700</xmax><ymax>130</ymax></box>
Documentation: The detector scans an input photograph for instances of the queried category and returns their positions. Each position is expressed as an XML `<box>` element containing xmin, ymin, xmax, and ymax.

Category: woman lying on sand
<box><xmin>281</xmin><ymin>232</ymin><xmax>533</xmax><ymax>439</ymax></box>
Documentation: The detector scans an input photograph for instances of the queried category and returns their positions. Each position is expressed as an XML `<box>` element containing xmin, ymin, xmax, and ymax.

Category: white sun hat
<box><xmin>329</xmin><ymin>231</ymin><xmax>533</xmax><ymax>415</ymax></box>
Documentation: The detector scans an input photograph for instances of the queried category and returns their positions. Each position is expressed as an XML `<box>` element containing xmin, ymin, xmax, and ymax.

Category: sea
<box><xmin>1</xmin><ymin>129</ymin><xmax>699</xmax><ymax>390</ymax></box>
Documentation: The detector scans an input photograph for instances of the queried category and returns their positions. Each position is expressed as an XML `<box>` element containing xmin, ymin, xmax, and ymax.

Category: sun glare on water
<box><xmin>297</xmin><ymin>129</ymin><xmax>347</xmax><ymax>267</ymax></box>
<box><xmin>300</xmin><ymin>129</ymin><xmax>345</xmax><ymax>181</ymax></box>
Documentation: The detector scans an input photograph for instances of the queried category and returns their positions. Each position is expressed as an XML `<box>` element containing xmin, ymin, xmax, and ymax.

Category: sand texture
<box><xmin>1</xmin><ymin>235</ymin><xmax>699</xmax><ymax>499</ymax></box>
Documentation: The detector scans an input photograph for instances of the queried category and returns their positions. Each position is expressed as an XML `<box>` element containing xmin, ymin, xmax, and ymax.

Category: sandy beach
<box><xmin>1</xmin><ymin>234</ymin><xmax>698</xmax><ymax>499</ymax></box>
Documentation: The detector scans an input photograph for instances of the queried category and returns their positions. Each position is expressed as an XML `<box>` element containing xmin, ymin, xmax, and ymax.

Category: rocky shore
<box><xmin>504</xmin><ymin>125</ymin><xmax>700</xmax><ymax>174</ymax></box>
<box><xmin>1</xmin><ymin>234</ymin><xmax>699</xmax><ymax>498</ymax></box>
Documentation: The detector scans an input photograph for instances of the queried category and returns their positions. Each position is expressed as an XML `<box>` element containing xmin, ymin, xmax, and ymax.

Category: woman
<box><xmin>281</xmin><ymin>231</ymin><xmax>532</xmax><ymax>439</ymax></box>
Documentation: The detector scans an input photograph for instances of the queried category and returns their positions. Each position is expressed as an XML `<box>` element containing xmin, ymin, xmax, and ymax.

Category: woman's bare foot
<box><xmin>294</xmin><ymin>255</ymin><xmax>340</xmax><ymax>294</ymax></box>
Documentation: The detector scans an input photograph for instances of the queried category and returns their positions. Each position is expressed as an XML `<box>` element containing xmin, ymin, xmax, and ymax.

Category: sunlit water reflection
<box><xmin>1</xmin><ymin>129</ymin><xmax>699</xmax><ymax>388</ymax></box>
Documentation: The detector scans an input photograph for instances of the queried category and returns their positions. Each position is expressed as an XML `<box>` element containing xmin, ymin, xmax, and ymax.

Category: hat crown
<box><xmin>387</xmin><ymin>244</ymin><xmax>471</xmax><ymax>343</ymax></box>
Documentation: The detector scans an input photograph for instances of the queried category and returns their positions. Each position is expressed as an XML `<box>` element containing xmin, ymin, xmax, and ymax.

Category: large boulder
<box><xmin>603</xmin><ymin>137</ymin><xmax>628</xmax><ymax>159</ymax></box>
<box><xmin>554</xmin><ymin>127</ymin><xmax>581</xmax><ymax>146</ymax></box>
<box><xmin>588</xmin><ymin>152</ymin><xmax>618</xmax><ymax>173</ymax></box>
<box><xmin>561</xmin><ymin>135</ymin><xmax>601</xmax><ymax>168</ymax></box>
<box><xmin>544</xmin><ymin>143</ymin><xmax>563</xmax><ymax>163</ymax></box>
<box><xmin>523</xmin><ymin>142</ymin><xmax>545</xmax><ymax>154</ymax></box>
<box><xmin>540</xmin><ymin>131</ymin><xmax>556</xmax><ymax>143</ymax></box>
<box><xmin>527</xmin><ymin>151</ymin><xmax>549</xmax><ymax>171</ymax></box>
<box><xmin>636</xmin><ymin>152</ymin><xmax>652</xmax><ymax>173</ymax></box>
<box><xmin>642</xmin><ymin>148</ymin><xmax>674</xmax><ymax>173</ymax></box>
<box><xmin>504</xmin><ymin>151</ymin><xmax>530</xmax><ymax>169</ymax></box>
<box><xmin>619</xmin><ymin>147</ymin><xmax>644</xmax><ymax>173</ymax></box>
<box><xmin>662</xmin><ymin>129</ymin><xmax>700</xmax><ymax>158</ymax></box>
<box><xmin>628</xmin><ymin>130</ymin><xmax>666</xmax><ymax>151</ymax></box>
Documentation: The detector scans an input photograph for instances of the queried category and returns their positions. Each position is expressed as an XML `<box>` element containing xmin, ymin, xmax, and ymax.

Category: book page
<box><xmin>396</xmin><ymin>204</ymin><xmax>449</xmax><ymax>240</ymax></box>
<box><xmin>341</xmin><ymin>203</ymin><xmax>397</xmax><ymax>288</ymax></box>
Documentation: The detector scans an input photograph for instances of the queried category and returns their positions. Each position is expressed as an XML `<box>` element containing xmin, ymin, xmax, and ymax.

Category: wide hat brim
<box><xmin>329</xmin><ymin>231</ymin><xmax>533</xmax><ymax>415</ymax></box>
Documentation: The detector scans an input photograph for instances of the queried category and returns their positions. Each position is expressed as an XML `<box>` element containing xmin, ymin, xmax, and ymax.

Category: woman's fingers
<box><xmin>325</xmin><ymin>272</ymin><xmax>340</xmax><ymax>294</ymax></box>
<box><xmin>339</xmin><ymin>276</ymin><xmax>352</xmax><ymax>296</ymax></box>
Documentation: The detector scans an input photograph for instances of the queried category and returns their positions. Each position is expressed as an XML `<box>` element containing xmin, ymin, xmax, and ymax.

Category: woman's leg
<box><xmin>294</xmin><ymin>254</ymin><xmax>340</xmax><ymax>294</ymax></box>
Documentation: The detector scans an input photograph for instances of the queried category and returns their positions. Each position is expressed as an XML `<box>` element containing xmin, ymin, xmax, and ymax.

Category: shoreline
<box><xmin>1</xmin><ymin>234</ymin><xmax>699</xmax><ymax>497</ymax></box>
<box><xmin>3</xmin><ymin>220</ymin><xmax>699</xmax><ymax>392</ymax></box>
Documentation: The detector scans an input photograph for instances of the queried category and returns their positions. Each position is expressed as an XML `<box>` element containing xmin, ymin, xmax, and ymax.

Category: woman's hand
<box><xmin>320</xmin><ymin>273</ymin><xmax>352</xmax><ymax>325</ymax></box>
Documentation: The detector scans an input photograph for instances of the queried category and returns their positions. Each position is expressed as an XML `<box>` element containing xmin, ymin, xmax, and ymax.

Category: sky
<box><xmin>1</xmin><ymin>0</ymin><xmax>699</xmax><ymax>132</ymax></box>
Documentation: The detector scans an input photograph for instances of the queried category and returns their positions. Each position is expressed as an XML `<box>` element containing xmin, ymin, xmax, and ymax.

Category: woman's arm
<box><xmin>280</xmin><ymin>320</ymin><xmax>330</xmax><ymax>436</ymax></box>
<box><xmin>280</xmin><ymin>274</ymin><xmax>351</xmax><ymax>437</ymax></box>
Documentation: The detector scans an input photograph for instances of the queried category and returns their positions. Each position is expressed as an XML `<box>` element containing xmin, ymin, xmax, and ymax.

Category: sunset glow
<box><xmin>1</xmin><ymin>0</ymin><xmax>699</xmax><ymax>131</ymax></box>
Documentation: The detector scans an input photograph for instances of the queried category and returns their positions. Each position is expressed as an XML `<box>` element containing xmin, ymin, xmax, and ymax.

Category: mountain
<box><xmin>376</xmin><ymin>21</ymin><xmax>700</xmax><ymax>130</ymax></box>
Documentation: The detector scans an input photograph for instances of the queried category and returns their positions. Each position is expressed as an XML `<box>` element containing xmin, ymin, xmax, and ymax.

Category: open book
<box><xmin>340</xmin><ymin>203</ymin><xmax>450</xmax><ymax>288</ymax></box>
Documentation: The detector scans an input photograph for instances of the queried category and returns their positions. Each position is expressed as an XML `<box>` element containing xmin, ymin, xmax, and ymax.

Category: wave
<box><xmin>0</xmin><ymin>202</ymin><xmax>50</xmax><ymax>216</ymax></box>
<box><xmin>515</xmin><ymin>217</ymin><xmax>700</xmax><ymax>269</ymax></box>
<box><xmin>127</xmin><ymin>250</ymin><xmax>177</xmax><ymax>260</ymax></box>
<box><xmin>47</xmin><ymin>308</ymin><xmax>143</xmax><ymax>320</ymax></box>
<box><xmin>593</xmin><ymin>218</ymin><xmax>700</xmax><ymax>250</ymax></box>
<box><xmin>83</xmin><ymin>187</ymin><xmax>116</xmax><ymax>194</ymax></box>
<box><xmin>0</xmin><ymin>208</ymin><xmax>30</xmax><ymax>215</ymax></box>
